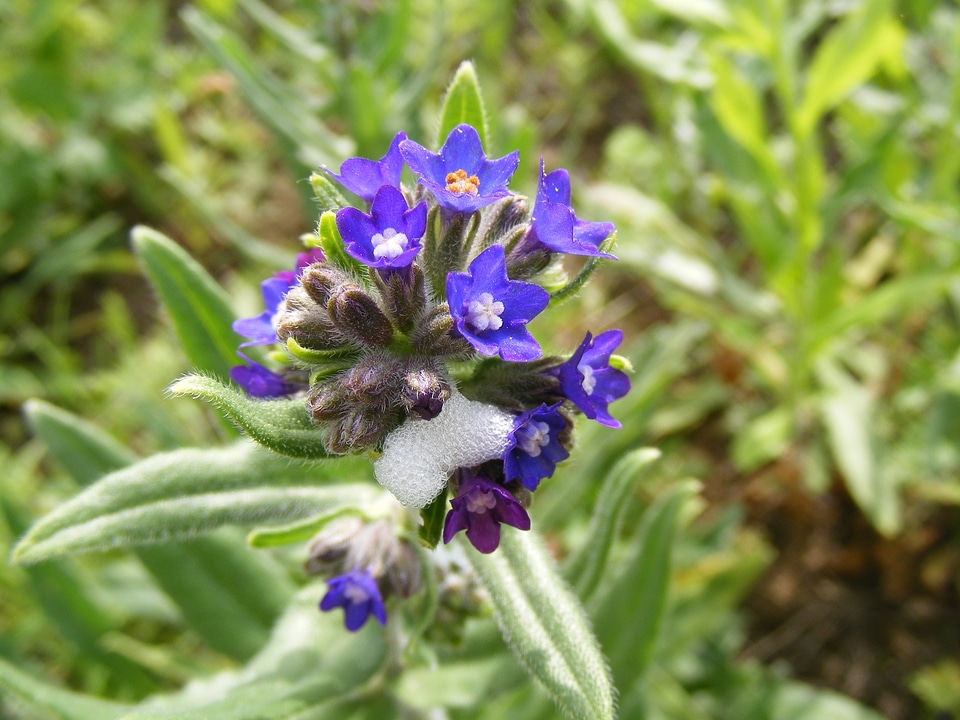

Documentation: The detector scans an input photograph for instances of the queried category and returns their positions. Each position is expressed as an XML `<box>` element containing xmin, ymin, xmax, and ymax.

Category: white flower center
<box><xmin>465</xmin><ymin>487</ymin><xmax>497</xmax><ymax>514</ymax></box>
<box><xmin>344</xmin><ymin>582</ymin><xmax>370</xmax><ymax>604</ymax></box>
<box><xmin>466</xmin><ymin>292</ymin><xmax>504</xmax><ymax>332</ymax></box>
<box><xmin>578</xmin><ymin>363</ymin><xmax>596</xmax><ymax>395</ymax></box>
<box><xmin>371</xmin><ymin>227</ymin><xmax>410</xmax><ymax>261</ymax></box>
<box><xmin>517</xmin><ymin>420</ymin><xmax>551</xmax><ymax>457</ymax></box>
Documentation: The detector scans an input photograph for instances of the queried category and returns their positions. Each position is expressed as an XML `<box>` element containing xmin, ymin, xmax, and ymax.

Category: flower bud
<box><xmin>328</xmin><ymin>284</ymin><xmax>395</xmax><ymax>347</ymax></box>
<box><xmin>410</xmin><ymin>303</ymin><xmax>472</xmax><ymax>357</ymax></box>
<box><xmin>478</xmin><ymin>195</ymin><xmax>530</xmax><ymax>247</ymax></box>
<box><xmin>306</xmin><ymin>379</ymin><xmax>349</xmax><ymax>424</ymax></box>
<box><xmin>304</xmin><ymin>516</ymin><xmax>366</xmax><ymax>575</ymax></box>
<box><xmin>276</xmin><ymin>285</ymin><xmax>350</xmax><ymax>351</ymax></box>
<box><xmin>342</xmin><ymin>353</ymin><xmax>402</xmax><ymax>409</ymax></box>
<box><xmin>372</xmin><ymin>263</ymin><xmax>426</xmax><ymax>333</ymax></box>
<box><xmin>324</xmin><ymin>404</ymin><xmax>401</xmax><ymax>454</ymax></box>
<box><xmin>301</xmin><ymin>264</ymin><xmax>354</xmax><ymax>307</ymax></box>
<box><xmin>400</xmin><ymin>361</ymin><xmax>450</xmax><ymax>420</ymax></box>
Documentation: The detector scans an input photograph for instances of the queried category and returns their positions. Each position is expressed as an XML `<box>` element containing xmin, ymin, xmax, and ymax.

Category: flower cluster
<box><xmin>229</xmin><ymin>124</ymin><xmax>629</xmax><ymax>629</ymax></box>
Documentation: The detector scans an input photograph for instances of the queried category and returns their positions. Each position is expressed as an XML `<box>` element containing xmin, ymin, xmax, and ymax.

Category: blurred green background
<box><xmin>2</xmin><ymin>1</ymin><xmax>959</xmax><ymax>718</ymax></box>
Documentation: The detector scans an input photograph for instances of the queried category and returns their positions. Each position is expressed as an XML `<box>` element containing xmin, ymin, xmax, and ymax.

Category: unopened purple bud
<box><xmin>276</xmin><ymin>286</ymin><xmax>349</xmax><ymax>351</ymax></box>
<box><xmin>301</xmin><ymin>264</ymin><xmax>354</xmax><ymax>307</ymax></box>
<box><xmin>328</xmin><ymin>284</ymin><xmax>395</xmax><ymax>347</ymax></box>
<box><xmin>373</xmin><ymin>262</ymin><xmax>426</xmax><ymax>333</ymax></box>
<box><xmin>400</xmin><ymin>362</ymin><xmax>450</xmax><ymax>420</ymax></box>
<box><xmin>307</xmin><ymin>380</ymin><xmax>349</xmax><ymax>424</ymax></box>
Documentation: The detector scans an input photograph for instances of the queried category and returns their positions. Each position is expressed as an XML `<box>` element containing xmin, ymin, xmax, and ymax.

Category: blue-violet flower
<box><xmin>335</xmin><ymin>185</ymin><xmax>427</xmax><ymax>269</ymax></box>
<box><xmin>442</xmin><ymin>473</ymin><xmax>531</xmax><ymax>554</ymax></box>
<box><xmin>229</xmin><ymin>354</ymin><xmax>299</xmax><ymax>398</ymax></box>
<box><xmin>324</xmin><ymin>131</ymin><xmax>406</xmax><ymax>204</ymax></box>
<box><xmin>446</xmin><ymin>245</ymin><xmax>549</xmax><ymax>362</ymax></box>
<box><xmin>527</xmin><ymin>159</ymin><xmax>616</xmax><ymax>259</ymax></box>
<box><xmin>400</xmin><ymin>124</ymin><xmax>519</xmax><ymax>214</ymax></box>
<box><xmin>319</xmin><ymin>569</ymin><xmax>387</xmax><ymax>632</ymax></box>
<box><xmin>503</xmin><ymin>403</ymin><xmax>570</xmax><ymax>491</ymax></box>
<box><xmin>554</xmin><ymin>330</ymin><xmax>631</xmax><ymax>428</ymax></box>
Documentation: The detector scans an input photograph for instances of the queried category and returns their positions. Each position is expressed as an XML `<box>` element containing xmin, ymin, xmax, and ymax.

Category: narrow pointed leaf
<box><xmin>591</xmin><ymin>480</ymin><xmax>700</xmax><ymax>681</ymax></box>
<box><xmin>131</xmin><ymin>225</ymin><xmax>239</xmax><ymax>381</ymax></box>
<box><xmin>465</xmin><ymin>529</ymin><xmax>615</xmax><ymax>720</ymax></box>
<box><xmin>564</xmin><ymin>447</ymin><xmax>662</xmax><ymax>601</ymax></box>
<box><xmin>124</xmin><ymin>586</ymin><xmax>389</xmax><ymax>719</ymax></box>
<box><xmin>23</xmin><ymin>399</ymin><xmax>136</xmax><ymax>485</ymax></box>
<box><xmin>816</xmin><ymin>359</ymin><xmax>900</xmax><ymax>535</ymax></box>
<box><xmin>23</xmin><ymin>400</ymin><xmax>294</xmax><ymax>660</ymax></box>
<box><xmin>11</xmin><ymin>442</ymin><xmax>376</xmax><ymax>564</ymax></box>
<box><xmin>168</xmin><ymin>373</ymin><xmax>331</xmax><ymax>458</ymax></box>
<box><xmin>0</xmin><ymin>656</ymin><xmax>131</xmax><ymax>720</ymax></box>
<box><xmin>436</xmin><ymin>60</ymin><xmax>489</xmax><ymax>150</ymax></box>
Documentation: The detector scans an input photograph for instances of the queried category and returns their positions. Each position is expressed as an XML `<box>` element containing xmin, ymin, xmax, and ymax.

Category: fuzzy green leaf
<box><xmin>11</xmin><ymin>442</ymin><xmax>375</xmax><ymax>564</ymax></box>
<box><xmin>122</xmin><ymin>585</ymin><xmax>389</xmax><ymax>719</ymax></box>
<box><xmin>23</xmin><ymin>399</ymin><xmax>137</xmax><ymax>485</ymax></box>
<box><xmin>591</xmin><ymin>480</ymin><xmax>701</xmax><ymax>681</ymax></box>
<box><xmin>0</xmin><ymin>656</ymin><xmax>131</xmax><ymax>720</ymax></box>
<box><xmin>564</xmin><ymin>447</ymin><xmax>662</xmax><ymax>601</ymax></box>
<box><xmin>168</xmin><ymin>373</ymin><xmax>331</xmax><ymax>458</ymax></box>
<box><xmin>23</xmin><ymin>400</ymin><xmax>294</xmax><ymax>660</ymax></box>
<box><xmin>131</xmin><ymin>225</ymin><xmax>239</xmax><ymax>381</ymax></box>
<box><xmin>466</xmin><ymin>529</ymin><xmax>615</xmax><ymax>720</ymax></box>
<box><xmin>435</xmin><ymin>60</ymin><xmax>489</xmax><ymax>151</ymax></box>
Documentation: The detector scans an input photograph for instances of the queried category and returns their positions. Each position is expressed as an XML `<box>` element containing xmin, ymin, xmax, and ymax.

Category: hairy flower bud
<box><xmin>410</xmin><ymin>303</ymin><xmax>472</xmax><ymax>357</ymax></box>
<box><xmin>324</xmin><ymin>404</ymin><xmax>401</xmax><ymax>454</ymax></box>
<box><xmin>400</xmin><ymin>360</ymin><xmax>450</xmax><ymax>420</ymax></box>
<box><xmin>372</xmin><ymin>263</ymin><xmax>426</xmax><ymax>333</ymax></box>
<box><xmin>328</xmin><ymin>284</ymin><xmax>395</xmax><ymax>347</ymax></box>
<box><xmin>301</xmin><ymin>264</ymin><xmax>354</xmax><ymax>307</ymax></box>
<box><xmin>304</xmin><ymin>516</ymin><xmax>366</xmax><ymax>576</ymax></box>
<box><xmin>477</xmin><ymin>195</ymin><xmax>530</xmax><ymax>247</ymax></box>
<box><xmin>276</xmin><ymin>285</ymin><xmax>350</xmax><ymax>351</ymax></box>
<box><xmin>306</xmin><ymin>379</ymin><xmax>350</xmax><ymax>424</ymax></box>
<box><xmin>342</xmin><ymin>353</ymin><xmax>403</xmax><ymax>409</ymax></box>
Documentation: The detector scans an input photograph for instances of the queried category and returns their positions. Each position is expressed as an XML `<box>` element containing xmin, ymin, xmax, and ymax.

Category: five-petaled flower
<box><xmin>335</xmin><ymin>185</ymin><xmax>427</xmax><ymax>269</ymax></box>
<box><xmin>553</xmin><ymin>330</ymin><xmax>630</xmax><ymax>428</ymax></box>
<box><xmin>443</xmin><ymin>473</ymin><xmax>531</xmax><ymax>554</ymax></box>
<box><xmin>324</xmin><ymin>131</ymin><xmax>407</xmax><ymax>204</ymax></box>
<box><xmin>319</xmin><ymin>569</ymin><xmax>387</xmax><ymax>632</ymax></box>
<box><xmin>446</xmin><ymin>245</ymin><xmax>549</xmax><ymax>362</ymax></box>
<box><xmin>400</xmin><ymin>124</ymin><xmax>519</xmax><ymax>214</ymax></box>
<box><xmin>526</xmin><ymin>159</ymin><xmax>616</xmax><ymax>259</ymax></box>
<box><xmin>503</xmin><ymin>403</ymin><xmax>570</xmax><ymax>491</ymax></box>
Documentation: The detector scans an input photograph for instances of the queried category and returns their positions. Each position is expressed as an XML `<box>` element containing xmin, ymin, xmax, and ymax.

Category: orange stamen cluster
<box><xmin>445</xmin><ymin>169</ymin><xmax>480</xmax><ymax>195</ymax></box>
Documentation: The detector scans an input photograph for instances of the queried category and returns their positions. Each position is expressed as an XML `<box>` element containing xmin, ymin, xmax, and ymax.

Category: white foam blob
<box><xmin>374</xmin><ymin>388</ymin><xmax>514</xmax><ymax>507</ymax></box>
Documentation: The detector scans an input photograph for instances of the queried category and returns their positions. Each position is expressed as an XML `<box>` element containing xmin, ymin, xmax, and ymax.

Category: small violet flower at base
<box><xmin>335</xmin><ymin>185</ymin><xmax>427</xmax><ymax>269</ymax></box>
<box><xmin>324</xmin><ymin>131</ymin><xmax>406</xmax><ymax>204</ymax></box>
<box><xmin>443</xmin><ymin>473</ymin><xmax>531</xmax><ymax>554</ymax></box>
<box><xmin>230</xmin><ymin>354</ymin><xmax>301</xmax><ymax>398</ymax></box>
<box><xmin>400</xmin><ymin>124</ymin><xmax>519</xmax><ymax>214</ymax></box>
<box><xmin>446</xmin><ymin>244</ymin><xmax>549</xmax><ymax>362</ymax></box>
<box><xmin>319</xmin><ymin>569</ymin><xmax>387</xmax><ymax>632</ymax></box>
<box><xmin>554</xmin><ymin>330</ymin><xmax>631</xmax><ymax>428</ymax></box>
<box><xmin>503</xmin><ymin>403</ymin><xmax>570</xmax><ymax>491</ymax></box>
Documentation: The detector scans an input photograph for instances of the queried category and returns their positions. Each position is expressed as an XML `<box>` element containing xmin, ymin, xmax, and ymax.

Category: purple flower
<box><xmin>527</xmin><ymin>159</ymin><xmax>616</xmax><ymax>259</ymax></box>
<box><xmin>335</xmin><ymin>185</ymin><xmax>427</xmax><ymax>269</ymax></box>
<box><xmin>446</xmin><ymin>245</ymin><xmax>549</xmax><ymax>362</ymax></box>
<box><xmin>319</xmin><ymin>569</ymin><xmax>387</xmax><ymax>631</ymax></box>
<box><xmin>443</xmin><ymin>473</ymin><xmax>531</xmax><ymax>554</ymax></box>
<box><xmin>233</xmin><ymin>248</ymin><xmax>325</xmax><ymax>347</ymax></box>
<box><xmin>553</xmin><ymin>330</ymin><xmax>630</xmax><ymax>428</ymax></box>
<box><xmin>324</xmin><ymin>132</ymin><xmax>406</xmax><ymax>204</ymax></box>
<box><xmin>230</xmin><ymin>354</ymin><xmax>300</xmax><ymax>398</ymax></box>
<box><xmin>399</xmin><ymin>124</ymin><xmax>519</xmax><ymax>214</ymax></box>
<box><xmin>503</xmin><ymin>403</ymin><xmax>570</xmax><ymax>491</ymax></box>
